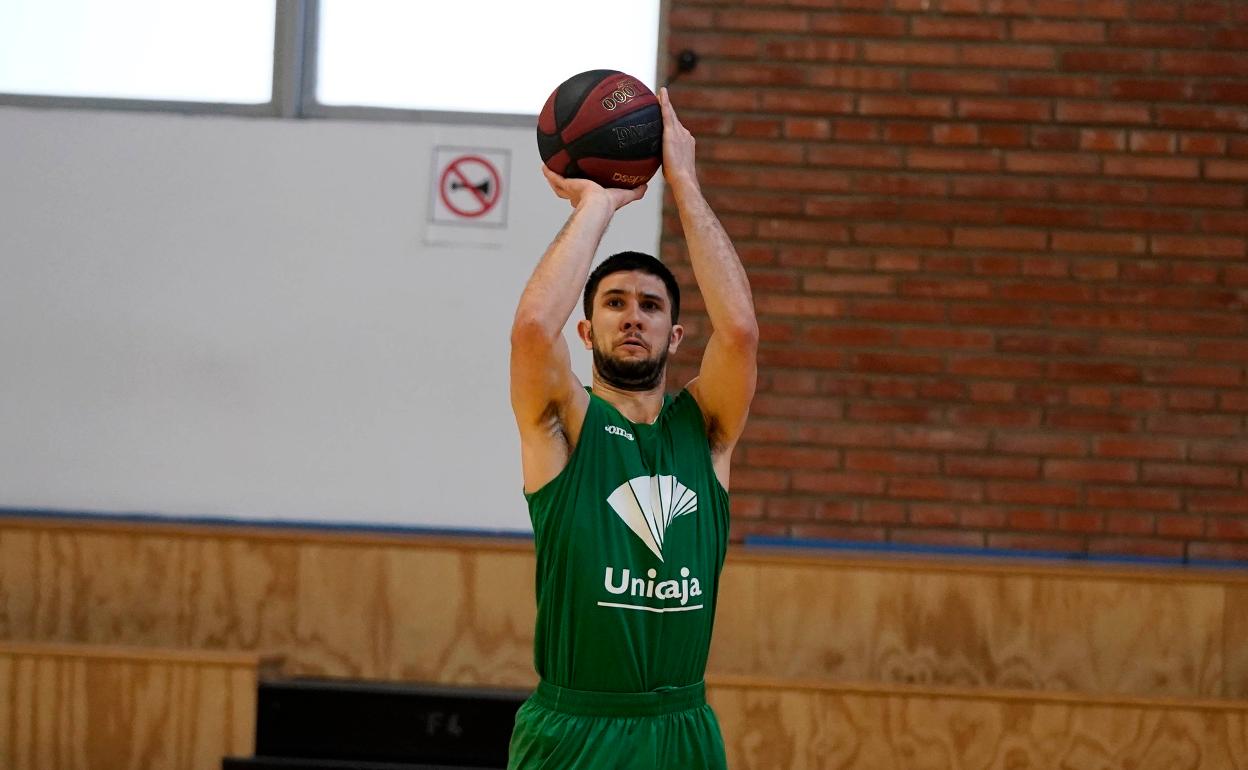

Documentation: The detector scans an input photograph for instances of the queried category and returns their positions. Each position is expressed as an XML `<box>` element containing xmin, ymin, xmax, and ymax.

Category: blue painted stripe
<box><xmin>743</xmin><ymin>535</ymin><xmax>1248</xmax><ymax>571</ymax></box>
<box><xmin>0</xmin><ymin>507</ymin><xmax>534</xmax><ymax>541</ymax></box>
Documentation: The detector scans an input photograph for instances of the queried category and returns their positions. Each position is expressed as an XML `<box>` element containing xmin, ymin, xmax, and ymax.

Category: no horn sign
<box><xmin>431</xmin><ymin>147</ymin><xmax>509</xmax><ymax>227</ymax></box>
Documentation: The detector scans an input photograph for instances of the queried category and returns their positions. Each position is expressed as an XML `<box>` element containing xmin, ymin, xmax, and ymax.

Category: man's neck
<box><xmin>591</xmin><ymin>375</ymin><xmax>666</xmax><ymax>424</ymax></box>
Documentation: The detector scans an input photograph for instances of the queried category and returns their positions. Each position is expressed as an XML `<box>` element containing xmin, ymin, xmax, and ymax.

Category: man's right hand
<box><xmin>542</xmin><ymin>165</ymin><xmax>647</xmax><ymax>211</ymax></box>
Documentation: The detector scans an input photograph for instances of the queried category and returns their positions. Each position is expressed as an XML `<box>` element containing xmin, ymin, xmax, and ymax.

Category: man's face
<box><xmin>578</xmin><ymin>270</ymin><xmax>683</xmax><ymax>392</ymax></box>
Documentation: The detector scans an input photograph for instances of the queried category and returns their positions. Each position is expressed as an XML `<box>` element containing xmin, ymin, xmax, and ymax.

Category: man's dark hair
<box><xmin>582</xmin><ymin>251</ymin><xmax>681</xmax><ymax>323</ymax></box>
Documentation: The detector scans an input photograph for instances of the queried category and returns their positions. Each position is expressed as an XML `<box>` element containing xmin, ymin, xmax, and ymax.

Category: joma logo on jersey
<box><xmin>604</xmin><ymin>424</ymin><xmax>634</xmax><ymax>441</ymax></box>
<box><xmin>607</xmin><ymin>475</ymin><xmax>698</xmax><ymax>562</ymax></box>
<box><xmin>603</xmin><ymin>566</ymin><xmax>703</xmax><ymax>608</ymax></box>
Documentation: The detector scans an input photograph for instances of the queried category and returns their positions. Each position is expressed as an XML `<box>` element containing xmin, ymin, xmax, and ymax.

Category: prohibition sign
<box><xmin>439</xmin><ymin>155</ymin><xmax>502</xmax><ymax>219</ymax></box>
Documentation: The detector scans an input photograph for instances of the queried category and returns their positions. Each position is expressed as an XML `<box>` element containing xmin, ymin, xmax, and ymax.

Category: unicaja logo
<box><xmin>599</xmin><ymin>475</ymin><xmax>704</xmax><ymax>613</ymax></box>
<box><xmin>606</xmin><ymin>475</ymin><xmax>697</xmax><ymax>561</ymax></box>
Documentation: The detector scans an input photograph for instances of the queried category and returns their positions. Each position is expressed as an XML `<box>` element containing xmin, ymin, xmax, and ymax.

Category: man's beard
<box><xmin>592</xmin><ymin>336</ymin><xmax>668</xmax><ymax>392</ymax></box>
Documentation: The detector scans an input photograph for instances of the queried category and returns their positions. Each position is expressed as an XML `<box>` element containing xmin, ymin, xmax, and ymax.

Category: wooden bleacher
<box><xmin>0</xmin><ymin>641</ymin><xmax>281</xmax><ymax>770</ymax></box>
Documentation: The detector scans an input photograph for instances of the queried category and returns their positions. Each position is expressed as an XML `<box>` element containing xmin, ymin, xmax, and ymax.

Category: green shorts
<box><xmin>508</xmin><ymin>680</ymin><xmax>727</xmax><ymax>770</ymax></box>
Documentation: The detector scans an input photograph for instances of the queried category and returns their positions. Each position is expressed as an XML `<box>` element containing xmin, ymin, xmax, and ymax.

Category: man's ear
<box><xmin>576</xmin><ymin>318</ymin><xmax>593</xmax><ymax>350</ymax></box>
<box><xmin>667</xmin><ymin>323</ymin><xmax>685</xmax><ymax>355</ymax></box>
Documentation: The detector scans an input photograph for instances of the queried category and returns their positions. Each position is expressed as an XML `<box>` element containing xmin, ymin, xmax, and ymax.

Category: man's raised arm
<box><xmin>661</xmin><ymin>88</ymin><xmax>759</xmax><ymax>478</ymax></box>
<box><xmin>510</xmin><ymin>170</ymin><xmax>646</xmax><ymax>492</ymax></box>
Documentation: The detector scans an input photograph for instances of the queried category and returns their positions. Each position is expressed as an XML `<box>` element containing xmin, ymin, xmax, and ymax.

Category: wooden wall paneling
<box><xmin>291</xmin><ymin>543</ymin><xmax>536</xmax><ymax>686</ymax></box>
<box><xmin>0</xmin><ymin>644</ymin><xmax>261</xmax><ymax>770</ymax></box>
<box><xmin>1225</xmin><ymin>584</ymin><xmax>1248</xmax><ymax>699</ymax></box>
<box><xmin>714</xmin><ymin>563</ymin><xmax>1036</xmax><ymax>689</ymax></box>
<box><xmin>1026</xmin><ymin>576</ymin><xmax>1224</xmax><ymax>698</ymax></box>
<box><xmin>706</xmin><ymin>560</ymin><xmax>760</xmax><ymax>676</ymax></box>
<box><xmin>0</xmin><ymin>527</ymin><xmax>37</xmax><ymax>639</ymax></box>
<box><xmin>26</xmin><ymin>530</ymin><xmax>184</xmax><ymax>647</ymax></box>
<box><xmin>181</xmin><ymin>535</ymin><xmax>299</xmax><ymax>654</ymax></box>
<box><xmin>708</xmin><ymin>679</ymin><xmax>1248</xmax><ymax>770</ymax></box>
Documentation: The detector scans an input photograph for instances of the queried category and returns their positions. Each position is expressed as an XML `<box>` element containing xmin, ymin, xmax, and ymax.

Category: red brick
<box><xmin>1153</xmin><ymin>234</ymin><xmax>1243</xmax><ymax>258</ymax></box>
<box><xmin>900</xmin><ymin>278</ymin><xmax>993</xmax><ymax>298</ymax></box>
<box><xmin>912</xmin><ymin>16</ymin><xmax>1006</xmax><ymax>39</ymax></box>
<box><xmin>851</xmin><ymin>299</ymin><xmax>946</xmax><ymax>323</ymax></box>
<box><xmin>1053</xmin><ymin>180</ymin><xmax>1147</xmax><ymax>205</ymax></box>
<box><xmin>783</xmin><ymin>117</ymin><xmax>833</xmax><ymax>141</ymax></box>
<box><xmin>984</xmin><ymin>481</ymin><xmax>1078</xmax><ymax>507</ymax></box>
<box><xmin>1100</xmin><ymin>512</ymin><xmax>1158</xmax><ymax>534</ymax></box>
<box><xmin>1004</xmin><ymin>152</ymin><xmax>1100</xmax><ymax>175</ymax></box>
<box><xmin>1030</xmin><ymin>127</ymin><xmax>1080</xmax><ymax>151</ymax></box>
<box><xmin>809</xmin><ymin>67</ymin><xmax>905</xmax><ymax>91</ymax></box>
<box><xmin>994</xmin><ymin>433</ymin><xmax>1086</xmax><ymax>457</ymax></box>
<box><xmin>792</xmin><ymin>472</ymin><xmax>886</xmax><ymax>495</ymax></box>
<box><xmin>800</xmin><ymin>423</ymin><xmax>894</xmax><ymax>447</ymax></box>
<box><xmin>756</xmin><ymin>168</ymin><xmax>853</xmax><ymax>193</ymax></box>
<box><xmin>1046</xmin><ymin>410</ymin><xmax>1139</xmax><ymax>432</ymax></box>
<box><xmin>1208</xmin><ymin>518</ymin><xmax>1248</xmax><ymax>540</ymax></box>
<box><xmin>1009</xmin><ymin>74</ymin><xmax>1100</xmax><ymax>98</ymax></box>
<box><xmin>909</xmin><ymin>148</ymin><xmax>1003</xmax><ymax>173</ymax></box>
<box><xmin>1158</xmin><ymin>107</ymin><xmax>1248</xmax><ymax>132</ymax></box>
<box><xmin>1092</xmin><ymin>436</ymin><xmax>1185</xmax><ymax>460</ymax></box>
<box><xmin>987</xmin><ymin>533</ymin><xmax>1084</xmax><ymax>553</ymax></box>
<box><xmin>753</xmin><ymin>294</ymin><xmax>846</xmax><ymax>319</ymax></box>
<box><xmin>1051</xmin><ymin>231</ymin><xmax>1146</xmax><ymax>255</ymax></box>
<box><xmin>1189</xmin><ymin>493</ymin><xmax>1248</xmax><ymax>516</ymax></box>
<box><xmin>731</xmin><ymin>468</ymin><xmax>790</xmax><ymax>493</ymax></box>
<box><xmin>718</xmin><ymin>9</ymin><xmax>810</xmax><ymax>32</ymax></box>
<box><xmin>1057</xmin><ymin>511</ymin><xmax>1104</xmax><ymax>533</ymax></box>
<box><xmin>1144</xmin><ymin>463</ymin><xmax>1239</xmax><ymax>487</ymax></box>
<box><xmin>1012</xmin><ymin>19</ymin><xmax>1105</xmax><ymax>42</ymax></box>
<box><xmin>960</xmin><ymin>44</ymin><xmax>1055</xmax><ymax>69</ymax></box>
<box><xmin>910</xmin><ymin>74</ymin><xmax>1002</xmax><ymax>99</ymax></box>
<box><xmin>845</xmin><ymin>450</ymin><xmax>940</xmax><ymax>474</ymax></box>
<box><xmin>1060</xmin><ymin>50</ymin><xmax>1154</xmax><ymax>73</ymax></box>
<box><xmin>669</xmin><ymin>32</ymin><xmax>761</xmax><ymax>59</ymax></box>
<box><xmin>858</xmin><ymin>95</ymin><xmax>953</xmax><ymax>119</ymax></box>
<box><xmin>1047</xmin><ymin>361</ymin><xmax>1141</xmax><ymax>383</ymax></box>
<box><xmin>897</xmin><ymin>529</ymin><xmax>987</xmax><ymax>547</ymax></box>
<box><xmin>949</xmin><ymin>304</ymin><xmax>1046</xmax><ymax>326</ymax></box>
<box><xmin>833</xmin><ymin>119</ymin><xmax>880</xmax><ymax>142</ymax></box>
<box><xmin>847</xmin><ymin>403</ymin><xmax>942</xmax><ymax>425</ymax></box>
<box><xmin>855</xmin><ymin>224</ymin><xmax>950</xmax><ymax>247</ymax></box>
<box><xmin>851</xmin><ymin>352</ymin><xmax>945</xmax><ymax>375</ymax></box>
<box><xmin>946</xmin><ymin>455</ymin><xmax>1042</xmax><ymax>479</ymax></box>
<box><xmin>1151</xmin><ymin>411</ymin><xmax>1244</xmax><ymax>437</ymax></box>
<box><xmin>953</xmin><ymin>227</ymin><xmax>1043</xmax><ymax>250</ymax></box>
<box><xmin>1159</xmin><ymin>51</ymin><xmax>1248</xmax><ymax>77</ymax></box>
<box><xmin>1206</xmin><ymin>160</ymin><xmax>1248</xmax><ymax>182</ymax></box>
<box><xmin>762</xmin><ymin>38</ymin><xmax>859</xmax><ymax>62</ymax></box>
<box><xmin>1090</xmin><ymin>537</ymin><xmax>1185</xmax><ymax>558</ymax></box>
<box><xmin>668</xmin><ymin>7</ymin><xmax>715</xmax><ymax>28</ymax></box>
<box><xmin>1056</xmin><ymin>102</ymin><xmax>1152</xmax><ymax>125</ymax></box>
<box><xmin>1211</xmin><ymin>28</ymin><xmax>1248</xmax><ymax>49</ymax></box>
<box><xmin>748</xmin><ymin>446</ymin><xmax>843</xmax><ymax>469</ymax></box>
<box><xmin>1045</xmin><ymin>460</ymin><xmax>1137</xmax><ymax>483</ymax></box>
<box><xmin>948</xmin><ymin>406</ymin><xmax>1042</xmax><ymax>428</ymax></box>
<box><xmin>954</xmin><ymin>177</ymin><xmax>1050</xmax><ymax>200</ymax></box>
<box><xmin>751</xmin><ymin>395</ymin><xmax>844</xmax><ymax>420</ymax></box>
<box><xmin>760</xmin><ymin>91</ymin><xmax>857</xmax><ymax>115</ymax></box>
<box><xmin>1184</xmin><ymin>1</ymin><xmax>1232</xmax><ymax>22</ymax></box>
<box><xmin>1030</xmin><ymin>0</ymin><xmax>1129</xmax><ymax>18</ymax></box>
<box><xmin>1089</xmin><ymin>487</ymin><xmax>1183</xmax><ymax>510</ymax></box>
<box><xmin>674</xmin><ymin>86</ymin><xmax>760</xmax><ymax>112</ymax></box>
<box><xmin>863</xmin><ymin>41</ymin><xmax>959</xmax><ymax>65</ymax></box>
<box><xmin>729</xmin><ymin>495</ymin><xmax>768</xmax><ymax>521</ymax></box>
<box><xmin>959</xmin><ymin>98</ymin><xmax>1051</xmax><ymax>122</ymax></box>
<box><xmin>1128</xmin><ymin>130</ymin><xmax>1176</xmax><ymax>154</ymax></box>
<box><xmin>1132</xmin><ymin>0</ymin><xmax>1180</xmax><ymax>20</ymax></box>
<box><xmin>812</xmin><ymin>12</ymin><xmax>907</xmax><ymax>36</ymax></box>
<box><xmin>789</xmin><ymin>523</ymin><xmax>886</xmax><ymax>542</ymax></box>
<box><xmin>1100</xmin><ymin>209</ymin><xmax>1194</xmax><ymax>232</ymax></box>
<box><xmin>888</xmin><ymin>477</ymin><xmax>984</xmax><ymax>502</ymax></box>
<box><xmin>706</xmin><ymin>63</ymin><xmax>808</xmax><ymax>88</ymax></box>
<box><xmin>1079</xmin><ymin>128</ymin><xmax>1125</xmax><ymax>152</ymax></box>
<box><xmin>1148</xmin><ymin>311</ymin><xmax>1246</xmax><ymax>336</ymax></box>
<box><xmin>860</xmin><ymin>501</ymin><xmax>907</xmax><ymax>524</ymax></box>
<box><xmin>948</xmin><ymin>354</ymin><xmax>1048</xmax><ymax>379</ymax></box>
<box><xmin>812</xmin><ymin>146</ymin><xmax>906</xmax><ymax>170</ymax></box>
<box><xmin>1106</xmin><ymin>24</ymin><xmax>1207</xmax><ymax>48</ymax></box>
<box><xmin>881</xmin><ymin>123</ymin><xmax>933</xmax><ymax>144</ymax></box>
<box><xmin>907</xmin><ymin>504</ymin><xmax>961</xmax><ymax>527</ymax></box>
<box><xmin>1157</xmin><ymin>514</ymin><xmax>1205</xmax><ymax>537</ymax></box>
<box><xmin>1105</xmin><ymin>157</ymin><xmax>1201</xmax><ymax>179</ymax></box>
<box><xmin>1151</xmin><ymin>183</ymin><xmax>1244</xmax><ymax>208</ymax></box>
<box><xmin>756</xmin><ymin>218</ymin><xmax>851</xmax><ymax>242</ymax></box>
<box><xmin>1107</xmin><ymin>78</ymin><xmax>1193</xmax><ymax>101</ymax></box>
<box><xmin>1003</xmin><ymin>205</ymin><xmax>1095</xmax><ymax>228</ymax></box>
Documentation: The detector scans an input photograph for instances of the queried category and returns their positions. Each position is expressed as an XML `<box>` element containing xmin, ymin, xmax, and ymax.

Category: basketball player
<box><xmin>507</xmin><ymin>87</ymin><xmax>757</xmax><ymax>769</ymax></box>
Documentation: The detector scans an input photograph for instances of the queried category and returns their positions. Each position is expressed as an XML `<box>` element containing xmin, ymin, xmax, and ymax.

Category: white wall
<box><xmin>0</xmin><ymin>106</ymin><xmax>663</xmax><ymax>531</ymax></box>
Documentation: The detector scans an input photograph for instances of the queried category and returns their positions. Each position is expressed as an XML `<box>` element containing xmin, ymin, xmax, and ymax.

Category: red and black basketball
<box><xmin>537</xmin><ymin>70</ymin><xmax>663</xmax><ymax>190</ymax></box>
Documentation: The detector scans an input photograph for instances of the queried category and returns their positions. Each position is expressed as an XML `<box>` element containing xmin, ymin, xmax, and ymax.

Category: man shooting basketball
<box><xmin>507</xmin><ymin>87</ymin><xmax>757</xmax><ymax>769</ymax></box>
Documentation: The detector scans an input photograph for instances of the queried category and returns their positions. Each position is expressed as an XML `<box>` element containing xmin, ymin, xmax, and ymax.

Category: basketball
<box><xmin>537</xmin><ymin>70</ymin><xmax>663</xmax><ymax>190</ymax></box>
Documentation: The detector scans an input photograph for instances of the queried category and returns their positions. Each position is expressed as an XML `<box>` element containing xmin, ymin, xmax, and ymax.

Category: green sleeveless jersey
<box><xmin>525</xmin><ymin>388</ymin><xmax>730</xmax><ymax>693</ymax></box>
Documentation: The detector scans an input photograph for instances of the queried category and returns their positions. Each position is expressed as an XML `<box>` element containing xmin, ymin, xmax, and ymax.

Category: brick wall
<box><xmin>660</xmin><ymin>0</ymin><xmax>1248</xmax><ymax>562</ymax></box>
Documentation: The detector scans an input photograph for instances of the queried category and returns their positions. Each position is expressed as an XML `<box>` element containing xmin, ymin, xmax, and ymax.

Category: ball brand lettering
<box><xmin>611</xmin><ymin>172</ymin><xmax>647</xmax><ymax>185</ymax></box>
<box><xmin>611</xmin><ymin>119</ymin><xmax>661</xmax><ymax>149</ymax></box>
<box><xmin>601</xmin><ymin>81</ymin><xmax>639</xmax><ymax>111</ymax></box>
<box><xmin>603</xmin><ymin>566</ymin><xmax>703</xmax><ymax>606</ymax></box>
